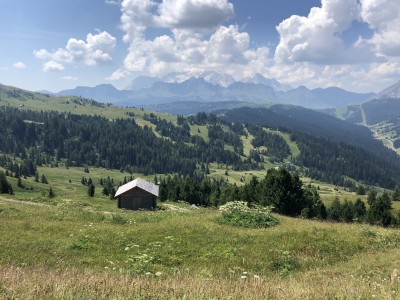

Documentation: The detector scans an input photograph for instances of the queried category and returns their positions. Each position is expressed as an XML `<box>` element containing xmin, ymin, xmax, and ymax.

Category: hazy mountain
<box><xmin>241</xmin><ymin>73</ymin><xmax>292</xmax><ymax>91</ymax></box>
<box><xmin>324</xmin><ymin>80</ymin><xmax>400</xmax><ymax>126</ymax></box>
<box><xmin>57</xmin><ymin>84</ymin><xmax>125</xmax><ymax>102</ymax></box>
<box><xmin>312</xmin><ymin>87</ymin><xmax>376</xmax><ymax>107</ymax></box>
<box><xmin>223</xmin><ymin>82</ymin><xmax>277</xmax><ymax>102</ymax></box>
<box><xmin>279</xmin><ymin>86</ymin><xmax>325</xmax><ymax>108</ymax></box>
<box><xmin>378</xmin><ymin>80</ymin><xmax>400</xmax><ymax>99</ymax></box>
<box><xmin>126</xmin><ymin>76</ymin><xmax>162</xmax><ymax>90</ymax></box>
<box><xmin>201</xmin><ymin>71</ymin><xmax>236</xmax><ymax>87</ymax></box>
<box><xmin>36</xmin><ymin>90</ymin><xmax>55</xmax><ymax>95</ymax></box>
<box><xmin>57</xmin><ymin>77</ymin><xmax>375</xmax><ymax>109</ymax></box>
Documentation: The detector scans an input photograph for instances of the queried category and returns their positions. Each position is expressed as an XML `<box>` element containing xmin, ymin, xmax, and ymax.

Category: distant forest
<box><xmin>0</xmin><ymin>107</ymin><xmax>261</xmax><ymax>176</ymax></box>
<box><xmin>1</xmin><ymin>105</ymin><xmax>400</xmax><ymax>189</ymax></box>
<box><xmin>224</xmin><ymin>107</ymin><xmax>400</xmax><ymax>189</ymax></box>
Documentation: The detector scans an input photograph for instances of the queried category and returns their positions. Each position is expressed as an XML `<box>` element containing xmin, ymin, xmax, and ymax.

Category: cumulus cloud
<box><xmin>155</xmin><ymin>0</ymin><xmax>234</xmax><ymax>29</ymax></box>
<box><xmin>110</xmin><ymin>24</ymin><xmax>269</xmax><ymax>80</ymax></box>
<box><xmin>360</xmin><ymin>0</ymin><xmax>400</xmax><ymax>57</ymax></box>
<box><xmin>120</xmin><ymin>0</ymin><xmax>233</xmax><ymax>40</ymax></box>
<box><xmin>110</xmin><ymin>0</ymin><xmax>267</xmax><ymax>81</ymax></box>
<box><xmin>43</xmin><ymin>61</ymin><xmax>64</xmax><ymax>72</ymax></box>
<box><xmin>13</xmin><ymin>62</ymin><xmax>27</xmax><ymax>69</ymax></box>
<box><xmin>107</xmin><ymin>0</ymin><xmax>399</xmax><ymax>93</ymax></box>
<box><xmin>275</xmin><ymin>0</ymin><xmax>380</xmax><ymax>65</ymax></box>
<box><xmin>34</xmin><ymin>31</ymin><xmax>116</xmax><ymax>67</ymax></box>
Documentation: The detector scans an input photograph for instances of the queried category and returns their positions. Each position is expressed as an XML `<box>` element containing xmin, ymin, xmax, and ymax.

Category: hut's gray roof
<box><xmin>115</xmin><ymin>178</ymin><xmax>159</xmax><ymax>198</ymax></box>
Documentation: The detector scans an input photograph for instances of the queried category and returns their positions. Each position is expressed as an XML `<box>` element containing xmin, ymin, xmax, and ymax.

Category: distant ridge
<box><xmin>55</xmin><ymin>73</ymin><xmax>375</xmax><ymax>109</ymax></box>
<box><xmin>378</xmin><ymin>80</ymin><xmax>400</xmax><ymax>99</ymax></box>
<box><xmin>126</xmin><ymin>76</ymin><xmax>162</xmax><ymax>90</ymax></box>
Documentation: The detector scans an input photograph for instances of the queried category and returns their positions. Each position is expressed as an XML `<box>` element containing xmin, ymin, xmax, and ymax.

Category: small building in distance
<box><xmin>114</xmin><ymin>178</ymin><xmax>159</xmax><ymax>210</ymax></box>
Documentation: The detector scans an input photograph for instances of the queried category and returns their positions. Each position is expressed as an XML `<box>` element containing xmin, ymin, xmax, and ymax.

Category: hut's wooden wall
<box><xmin>118</xmin><ymin>188</ymin><xmax>156</xmax><ymax>210</ymax></box>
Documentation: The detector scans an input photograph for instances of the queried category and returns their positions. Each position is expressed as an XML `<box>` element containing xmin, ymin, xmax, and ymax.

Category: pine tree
<box><xmin>17</xmin><ymin>176</ymin><xmax>23</xmax><ymax>188</ymax></box>
<box><xmin>367</xmin><ymin>189</ymin><xmax>377</xmax><ymax>206</ymax></box>
<box><xmin>327</xmin><ymin>197</ymin><xmax>342</xmax><ymax>221</ymax></box>
<box><xmin>353</xmin><ymin>198</ymin><xmax>366</xmax><ymax>222</ymax></box>
<box><xmin>41</xmin><ymin>174</ymin><xmax>48</xmax><ymax>184</ymax></box>
<box><xmin>367</xmin><ymin>192</ymin><xmax>393</xmax><ymax>227</ymax></box>
<box><xmin>0</xmin><ymin>171</ymin><xmax>13</xmax><ymax>194</ymax></box>
<box><xmin>87</xmin><ymin>183</ymin><xmax>95</xmax><ymax>197</ymax></box>
<box><xmin>48</xmin><ymin>186</ymin><xmax>55</xmax><ymax>198</ymax></box>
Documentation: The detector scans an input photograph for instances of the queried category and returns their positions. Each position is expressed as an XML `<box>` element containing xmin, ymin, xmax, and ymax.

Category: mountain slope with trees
<box><xmin>1</xmin><ymin>84</ymin><xmax>400</xmax><ymax>190</ymax></box>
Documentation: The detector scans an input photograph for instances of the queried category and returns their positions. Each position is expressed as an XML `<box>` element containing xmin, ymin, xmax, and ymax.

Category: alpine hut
<box><xmin>114</xmin><ymin>178</ymin><xmax>159</xmax><ymax>210</ymax></box>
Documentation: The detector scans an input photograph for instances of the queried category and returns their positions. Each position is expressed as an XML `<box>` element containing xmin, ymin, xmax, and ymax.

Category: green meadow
<box><xmin>1</xmin><ymin>194</ymin><xmax>400</xmax><ymax>299</ymax></box>
<box><xmin>1</xmin><ymin>164</ymin><xmax>400</xmax><ymax>299</ymax></box>
<box><xmin>2</xmin><ymin>85</ymin><xmax>400</xmax><ymax>299</ymax></box>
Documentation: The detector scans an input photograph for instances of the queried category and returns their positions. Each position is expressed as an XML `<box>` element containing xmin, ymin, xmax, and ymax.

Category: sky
<box><xmin>0</xmin><ymin>0</ymin><xmax>399</xmax><ymax>93</ymax></box>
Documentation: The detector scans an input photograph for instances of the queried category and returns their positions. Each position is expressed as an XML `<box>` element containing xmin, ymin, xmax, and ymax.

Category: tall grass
<box><xmin>1</xmin><ymin>198</ymin><xmax>400</xmax><ymax>298</ymax></box>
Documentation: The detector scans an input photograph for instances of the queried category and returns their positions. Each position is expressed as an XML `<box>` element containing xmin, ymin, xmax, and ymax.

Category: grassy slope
<box><xmin>264</xmin><ymin>128</ymin><xmax>300</xmax><ymax>159</ymax></box>
<box><xmin>2</xmin><ymin>85</ymin><xmax>400</xmax><ymax>298</ymax></box>
<box><xmin>1</xmin><ymin>198</ymin><xmax>400</xmax><ymax>299</ymax></box>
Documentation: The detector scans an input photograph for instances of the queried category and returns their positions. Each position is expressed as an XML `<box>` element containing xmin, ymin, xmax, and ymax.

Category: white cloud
<box><xmin>120</xmin><ymin>0</ymin><xmax>233</xmax><ymax>42</ymax></box>
<box><xmin>62</xmin><ymin>76</ymin><xmax>78</xmax><ymax>81</ymax></box>
<box><xmin>111</xmin><ymin>25</ymin><xmax>269</xmax><ymax>80</ymax></box>
<box><xmin>34</xmin><ymin>31</ymin><xmax>116</xmax><ymax>67</ymax></box>
<box><xmin>106</xmin><ymin>69</ymin><xmax>129</xmax><ymax>81</ymax></box>
<box><xmin>107</xmin><ymin>0</ymin><xmax>400</xmax><ymax>93</ymax></box>
<box><xmin>43</xmin><ymin>61</ymin><xmax>64</xmax><ymax>72</ymax></box>
<box><xmin>155</xmin><ymin>0</ymin><xmax>234</xmax><ymax>29</ymax></box>
<box><xmin>111</xmin><ymin>0</ymin><xmax>267</xmax><ymax>81</ymax></box>
<box><xmin>13</xmin><ymin>61</ymin><xmax>27</xmax><ymax>69</ymax></box>
<box><xmin>360</xmin><ymin>0</ymin><xmax>400</xmax><ymax>57</ymax></box>
<box><xmin>275</xmin><ymin>0</ymin><xmax>379</xmax><ymax>65</ymax></box>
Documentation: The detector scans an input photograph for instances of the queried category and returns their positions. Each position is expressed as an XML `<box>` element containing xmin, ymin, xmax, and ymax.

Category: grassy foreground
<box><xmin>1</xmin><ymin>197</ymin><xmax>400</xmax><ymax>299</ymax></box>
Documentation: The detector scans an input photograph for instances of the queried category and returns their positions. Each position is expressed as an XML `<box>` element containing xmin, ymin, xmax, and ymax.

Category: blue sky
<box><xmin>0</xmin><ymin>0</ymin><xmax>399</xmax><ymax>93</ymax></box>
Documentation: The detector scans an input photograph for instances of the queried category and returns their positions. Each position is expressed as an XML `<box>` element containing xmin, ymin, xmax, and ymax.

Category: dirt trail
<box><xmin>0</xmin><ymin>196</ymin><xmax>50</xmax><ymax>207</ymax></box>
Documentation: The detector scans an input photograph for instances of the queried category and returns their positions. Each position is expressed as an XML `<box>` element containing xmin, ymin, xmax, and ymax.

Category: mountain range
<box><xmin>55</xmin><ymin>73</ymin><xmax>377</xmax><ymax>109</ymax></box>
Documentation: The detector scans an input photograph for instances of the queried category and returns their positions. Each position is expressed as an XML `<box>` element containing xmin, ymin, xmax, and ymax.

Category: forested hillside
<box><xmin>0</xmin><ymin>107</ymin><xmax>256</xmax><ymax>175</ymax></box>
<box><xmin>224</xmin><ymin>107</ymin><xmax>400</xmax><ymax>188</ymax></box>
<box><xmin>1</xmin><ymin>84</ymin><xmax>400</xmax><ymax>190</ymax></box>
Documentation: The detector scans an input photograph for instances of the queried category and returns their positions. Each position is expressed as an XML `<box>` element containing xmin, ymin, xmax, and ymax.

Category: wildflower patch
<box><xmin>217</xmin><ymin>201</ymin><xmax>279</xmax><ymax>228</ymax></box>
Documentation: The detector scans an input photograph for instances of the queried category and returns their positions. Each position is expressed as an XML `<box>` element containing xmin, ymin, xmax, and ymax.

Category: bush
<box><xmin>273</xmin><ymin>251</ymin><xmax>300</xmax><ymax>276</ymax></box>
<box><xmin>218</xmin><ymin>201</ymin><xmax>279</xmax><ymax>228</ymax></box>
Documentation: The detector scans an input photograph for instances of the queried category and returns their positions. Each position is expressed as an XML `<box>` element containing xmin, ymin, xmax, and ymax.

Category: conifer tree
<box><xmin>87</xmin><ymin>183</ymin><xmax>95</xmax><ymax>197</ymax></box>
<box><xmin>0</xmin><ymin>171</ymin><xmax>13</xmax><ymax>194</ymax></box>
<box><xmin>41</xmin><ymin>174</ymin><xmax>48</xmax><ymax>184</ymax></box>
<box><xmin>48</xmin><ymin>186</ymin><xmax>55</xmax><ymax>198</ymax></box>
